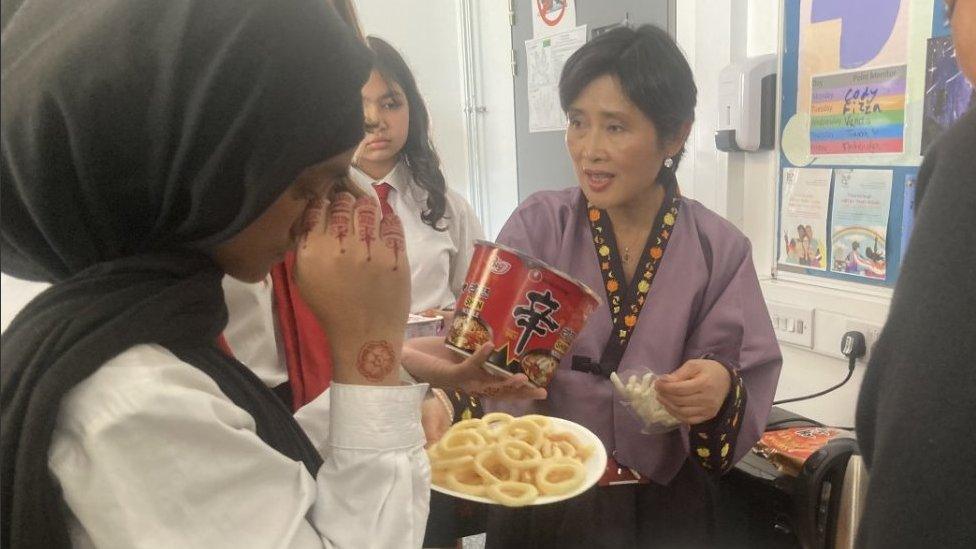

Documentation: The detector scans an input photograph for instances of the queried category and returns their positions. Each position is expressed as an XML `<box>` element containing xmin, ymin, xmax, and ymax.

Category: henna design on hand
<box><xmin>356</xmin><ymin>340</ymin><xmax>397</xmax><ymax>382</ymax></box>
<box><xmin>355</xmin><ymin>196</ymin><xmax>378</xmax><ymax>260</ymax></box>
<box><xmin>300</xmin><ymin>196</ymin><xmax>326</xmax><ymax>249</ymax></box>
<box><xmin>327</xmin><ymin>192</ymin><xmax>355</xmax><ymax>253</ymax></box>
<box><xmin>380</xmin><ymin>213</ymin><xmax>406</xmax><ymax>270</ymax></box>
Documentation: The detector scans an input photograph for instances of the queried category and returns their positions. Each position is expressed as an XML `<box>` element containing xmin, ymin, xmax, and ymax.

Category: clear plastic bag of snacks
<box><xmin>610</xmin><ymin>368</ymin><xmax>682</xmax><ymax>435</ymax></box>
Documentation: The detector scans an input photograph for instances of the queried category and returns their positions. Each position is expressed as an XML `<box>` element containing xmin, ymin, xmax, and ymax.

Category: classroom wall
<box><xmin>677</xmin><ymin>0</ymin><xmax>892</xmax><ymax>427</ymax></box>
<box><xmin>469</xmin><ymin>0</ymin><xmax>521</xmax><ymax>238</ymax></box>
<box><xmin>746</xmin><ymin>0</ymin><xmax>891</xmax><ymax>427</ymax></box>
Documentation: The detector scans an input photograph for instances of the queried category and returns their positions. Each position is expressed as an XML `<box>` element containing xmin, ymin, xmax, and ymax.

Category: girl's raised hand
<box><xmin>295</xmin><ymin>191</ymin><xmax>411</xmax><ymax>385</ymax></box>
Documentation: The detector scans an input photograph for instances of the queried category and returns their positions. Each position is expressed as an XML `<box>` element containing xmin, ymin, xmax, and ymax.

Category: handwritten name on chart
<box><xmin>810</xmin><ymin>65</ymin><xmax>907</xmax><ymax>155</ymax></box>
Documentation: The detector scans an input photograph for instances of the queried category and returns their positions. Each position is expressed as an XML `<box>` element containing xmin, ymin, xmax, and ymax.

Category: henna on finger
<box><xmin>356</xmin><ymin>340</ymin><xmax>397</xmax><ymax>381</ymax></box>
<box><xmin>327</xmin><ymin>192</ymin><xmax>356</xmax><ymax>253</ymax></box>
<box><xmin>354</xmin><ymin>196</ymin><xmax>378</xmax><ymax>260</ymax></box>
<box><xmin>298</xmin><ymin>196</ymin><xmax>327</xmax><ymax>250</ymax></box>
<box><xmin>380</xmin><ymin>213</ymin><xmax>406</xmax><ymax>270</ymax></box>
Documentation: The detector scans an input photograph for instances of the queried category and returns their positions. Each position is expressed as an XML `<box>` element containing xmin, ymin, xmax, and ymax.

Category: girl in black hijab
<box><xmin>1</xmin><ymin>1</ymin><xmax>430</xmax><ymax>547</ymax></box>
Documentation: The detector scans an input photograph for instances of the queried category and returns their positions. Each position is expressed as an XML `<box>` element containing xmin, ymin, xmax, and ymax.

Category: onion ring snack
<box><xmin>536</xmin><ymin>457</ymin><xmax>586</xmax><ymax>496</ymax></box>
<box><xmin>500</xmin><ymin>418</ymin><xmax>545</xmax><ymax>449</ymax></box>
<box><xmin>486</xmin><ymin>481</ymin><xmax>539</xmax><ymax>507</ymax></box>
<box><xmin>439</xmin><ymin>429</ymin><xmax>487</xmax><ymax>459</ymax></box>
<box><xmin>428</xmin><ymin>415</ymin><xmax>597</xmax><ymax>506</ymax></box>
<box><xmin>445</xmin><ymin>465</ymin><xmax>489</xmax><ymax>497</ymax></box>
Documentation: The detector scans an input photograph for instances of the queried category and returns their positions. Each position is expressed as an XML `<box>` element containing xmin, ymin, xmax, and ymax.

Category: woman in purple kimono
<box><xmin>483</xmin><ymin>25</ymin><xmax>782</xmax><ymax>548</ymax></box>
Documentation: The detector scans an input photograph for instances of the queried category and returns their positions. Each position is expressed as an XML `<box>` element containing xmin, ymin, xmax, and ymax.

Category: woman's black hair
<box><xmin>559</xmin><ymin>25</ymin><xmax>697</xmax><ymax>170</ymax></box>
<box><xmin>366</xmin><ymin>36</ymin><xmax>448</xmax><ymax>230</ymax></box>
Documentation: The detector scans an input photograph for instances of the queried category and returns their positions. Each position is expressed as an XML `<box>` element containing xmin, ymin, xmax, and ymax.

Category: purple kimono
<box><xmin>487</xmin><ymin>187</ymin><xmax>782</xmax><ymax>485</ymax></box>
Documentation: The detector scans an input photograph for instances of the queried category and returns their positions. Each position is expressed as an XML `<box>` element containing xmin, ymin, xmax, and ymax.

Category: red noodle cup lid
<box><xmin>472</xmin><ymin>240</ymin><xmax>602</xmax><ymax>306</ymax></box>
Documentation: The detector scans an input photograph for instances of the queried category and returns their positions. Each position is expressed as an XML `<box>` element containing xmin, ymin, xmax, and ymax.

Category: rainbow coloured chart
<box><xmin>809</xmin><ymin>65</ymin><xmax>907</xmax><ymax>155</ymax></box>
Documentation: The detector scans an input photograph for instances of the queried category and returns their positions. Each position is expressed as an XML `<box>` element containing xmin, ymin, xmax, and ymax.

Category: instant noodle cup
<box><xmin>446</xmin><ymin>241</ymin><xmax>600</xmax><ymax>388</ymax></box>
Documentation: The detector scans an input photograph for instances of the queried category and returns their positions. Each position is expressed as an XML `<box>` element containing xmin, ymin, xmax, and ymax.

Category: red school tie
<box><xmin>270</xmin><ymin>253</ymin><xmax>334</xmax><ymax>409</ymax></box>
<box><xmin>372</xmin><ymin>182</ymin><xmax>395</xmax><ymax>218</ymax></box>
<box><xmin>214</xmin><ymin>263</ymin><xmax>333</xmax><ymax>411</ymax></box>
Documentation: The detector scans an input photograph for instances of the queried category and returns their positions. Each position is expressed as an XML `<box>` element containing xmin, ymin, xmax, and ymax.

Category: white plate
<box><xmin>430</xmin><ymin>417</ymin><xmax>608</xmax><ymax>506</ymax></box>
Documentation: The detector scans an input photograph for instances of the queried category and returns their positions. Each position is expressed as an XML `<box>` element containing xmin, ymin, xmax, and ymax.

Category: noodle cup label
<box><xmin>446</xmin><ymin>241</ymin><xmax>600</xmax><ymax>388</ymax></box>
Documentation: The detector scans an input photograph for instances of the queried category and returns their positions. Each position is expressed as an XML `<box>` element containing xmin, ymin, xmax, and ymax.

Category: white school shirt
<box><xmin>349</xmin><ymin>162</ymin><xmax>485</xmax><ymax>313</ymax></box>
<box><xmin>48</xmin><ymin>344</ymin><xmax>431</xmax><ymax>549</ymax></box>
<box><xmin>5</xmin><ymin>277</ymin><xmax>431</xmax><ymax>547</ymax></box>
<box><xmin>221</xmin><ymin>275</ymin><xmax>289</xmax><ymax>387</ymax></box>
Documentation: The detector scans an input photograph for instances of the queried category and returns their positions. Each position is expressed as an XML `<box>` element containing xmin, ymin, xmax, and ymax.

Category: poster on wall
<box><xmin>775</xmin><ymin>0</ymin><xmax>945</xmax><ymax>288</ymax></box>
<box><xmin>809</xmin><ymin>65</ymin><xmax>908</xmax><ymax>155</ymax></box>
<box><xmin>531</xmin><ymin>0</ymin><xmax>577</xmax><ymax>39</ymax></box>
<box><xmin>526</xmin><ymin>25</ymin><xmax>586</xmax><ymax>133</ymax></box>
<box><xmin>780</xmin><ymin>0</ymin><xmax>915</xmax><ymax>167</ymax></box>
<box><xmin>779</xmin><ymin>167</ymin><xmax>833</xmax><ymax>270</ymax></box>
<box><xmin>920</xmin><ymin>35</ymin><xmax>975</xmax><ymax>153</ymax></box>
<box><xmin>830</xmin><ymin>169</ymin><xmax>894</xmax><ymax>279</ymax></box>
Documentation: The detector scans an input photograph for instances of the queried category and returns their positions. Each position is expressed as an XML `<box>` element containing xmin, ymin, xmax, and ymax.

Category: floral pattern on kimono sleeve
<box><xmin>689</xmin><ymin>360</ymin><xmax>747</xmax><ymax>475</ymax></box>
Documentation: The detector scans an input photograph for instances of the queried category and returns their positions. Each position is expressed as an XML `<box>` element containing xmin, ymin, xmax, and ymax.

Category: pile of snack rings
<box><xmin>427</xmin><ymin>413</ymin><xmax>594</xmax><ymax>507</ymax></box>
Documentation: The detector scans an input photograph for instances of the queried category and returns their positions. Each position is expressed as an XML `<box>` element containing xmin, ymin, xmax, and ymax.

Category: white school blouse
<box><xmin>349</xmin><ymin>161</ymin><xmax>485</xmax><ymax>313</ymax></box>
<box><xmin>221</xmin><ymin>275</ymin><xmax>289</xmax><ymax>387</ymax></box>
<box><xmin>48</xmin><ymin>343</ymin><xmax>431</xmax><ymax>549</ymax></box>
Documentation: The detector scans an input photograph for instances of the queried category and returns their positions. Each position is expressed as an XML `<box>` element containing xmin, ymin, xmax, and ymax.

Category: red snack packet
<box><xmin>754</xmin><ymin>427</ymin><xmax>854</xmax><ymax>477</ymax></box>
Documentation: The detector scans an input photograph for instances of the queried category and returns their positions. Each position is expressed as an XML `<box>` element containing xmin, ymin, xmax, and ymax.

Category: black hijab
<box><xmin>0</xmin><ymin>1</ymin><xmax>371</xmax><ymax>546</ymax></box>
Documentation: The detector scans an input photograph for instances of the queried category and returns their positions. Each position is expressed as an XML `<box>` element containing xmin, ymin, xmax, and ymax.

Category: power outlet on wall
<box><xmin>845</xmin><ymin>319</ymin><xmax>882</xmax><ymax>364</ymax></box>
<box><xmin>767</xmin><ymin>302</ymin><xmax>814</xmax><ymax>348</ymax></box>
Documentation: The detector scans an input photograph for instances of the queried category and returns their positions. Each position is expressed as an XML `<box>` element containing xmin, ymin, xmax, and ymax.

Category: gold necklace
<box><xmin>621</xmin><ymin>231</ymin><xmax>647</xmax><ymax>264</ymax></box>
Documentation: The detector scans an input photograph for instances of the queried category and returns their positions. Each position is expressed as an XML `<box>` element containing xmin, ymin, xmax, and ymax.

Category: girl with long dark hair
<box><xmin>349</xmin><ymin>36</ymin><xmax>484</xmax><ymax>314</ymax></box>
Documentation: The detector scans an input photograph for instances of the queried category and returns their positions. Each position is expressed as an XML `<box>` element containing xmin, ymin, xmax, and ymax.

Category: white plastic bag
<box><xmin>610</xmin><ymin>369</ymin><xmax>682</xmax><ymax>434</ymax></box>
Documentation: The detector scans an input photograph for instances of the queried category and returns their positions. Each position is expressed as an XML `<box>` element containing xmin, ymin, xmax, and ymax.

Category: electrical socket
<box><xmin>845</xmin><ymin>319</ymin><xmax>882</xmax><ymax>364</ymax></box>
<box><xmin>767</xmin><ymin>301</ymin><xmax>814</xmax><ymax>348</ymax></box>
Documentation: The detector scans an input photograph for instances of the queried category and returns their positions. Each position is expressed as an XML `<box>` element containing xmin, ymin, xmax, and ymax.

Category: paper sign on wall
<box><xmin>830</xmin><ymin>169</ymin><xmax>894</xmax><ymax>279</ymax></box>
<box><xmin>779</xmin><ymin>167</ymin><xmax>833</xmax><ymax>271</ymax></box>
<box><xmin>531</xmin><ymin>0</ymin><xmax>577</xmax><ymax>39</ymax></box>
<box><xmin>526</xmin><ymin>25</ymin><xmax>587</xmax><ymax>133</ymax></box>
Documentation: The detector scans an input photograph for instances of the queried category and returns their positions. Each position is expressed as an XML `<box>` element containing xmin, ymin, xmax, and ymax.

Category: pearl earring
<box><xmin>663</xmin><ymin>157</ymin><xmax>674</xmax><ymax>169</ymax></box>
